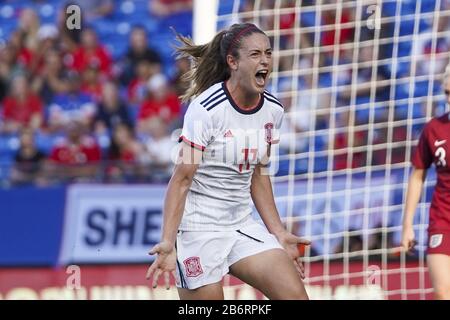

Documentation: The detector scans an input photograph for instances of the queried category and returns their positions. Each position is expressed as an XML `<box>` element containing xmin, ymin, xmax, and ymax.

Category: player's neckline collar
<box><xmin>222</xmin><ymin>81</ymin><xmax>264</xmax><ymax>115</ymax></box>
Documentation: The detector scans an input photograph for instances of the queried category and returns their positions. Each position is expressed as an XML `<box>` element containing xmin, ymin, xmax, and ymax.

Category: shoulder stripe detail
<box><xmin>200</xmin><ymin>88</ymin><xmax>224</xmax><ymax>105</ymax></box>
<box><xmin>202</xmin><ymin>92</ymin><xmax>226</xmax><ymax>108</ymax></box>
<box><xmin>178</xmin><ymin>135</ymin><xmax>206</xmax><ymax>151</ymax></box>
<box><xmin>264</xmin><ymin>93</ymin><xmax>284</xmax><ymax>109</ymax></box>
<box><xmin>206</xmin><ymin>96</ymin><xmax>227</xmax><ymax>111</ymax></box>
<box><xmin>264</xmin><ymin>90</ymin><xmax>280</xmax><ymax>100</ymax></box>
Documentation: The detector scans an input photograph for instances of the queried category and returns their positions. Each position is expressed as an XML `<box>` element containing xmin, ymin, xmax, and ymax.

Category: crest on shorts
<box><xmin>183</xmin><ymin>256</ymin><xmax>203</xmax><ymax>277</ymax></box>
<box><xmin>429</xmin><ymin>234</ymin><xmax>443</xmax><ymax>248</ymax></box>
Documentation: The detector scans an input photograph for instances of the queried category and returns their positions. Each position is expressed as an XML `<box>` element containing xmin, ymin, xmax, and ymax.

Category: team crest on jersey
<box><xmin>429</xmin><ymin>234</ymin><xmax>443</xmax><ymax>248</ymax></box>
<box><xmin>264</xmin><ymin>123</ymin><xmax>274</xmax><ymax>144</ymax></box>
<box><xmin>183</xmin><ymin>257</ymin><xmax>203</xmax><ymax>277</ymax></box>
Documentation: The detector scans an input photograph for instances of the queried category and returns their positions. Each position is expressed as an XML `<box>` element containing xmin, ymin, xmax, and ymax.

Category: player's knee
<box><xmin>278</xmin><ymin>282</ymin><xmax>309</xmax><ymax>300</ymax></box>
<box><xmin>285</xmin><ymin>288</ymin><xmax>309</xmax><ymax>300</ymax></box>
<box><xmin>433</xmin><ymin>285</ymin><xmax>450</xmax><ymax>300</ymax></box>
<box><xmin>291</xmin><ymin>289</ymin><xmax>309</xmax><ymax>300</ymax></box>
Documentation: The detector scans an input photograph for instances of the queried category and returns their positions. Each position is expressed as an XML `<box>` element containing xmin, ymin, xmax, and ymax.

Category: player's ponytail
<box><xmin>175</xmin><ymin>23</ymin><xmax>266</xmax><ymax>103</ymax></box>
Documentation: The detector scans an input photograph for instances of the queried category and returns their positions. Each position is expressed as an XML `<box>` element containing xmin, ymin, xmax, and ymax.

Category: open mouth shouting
<box><xmin>255</xmin><ymin>69</ymin><xmax>269</xmax><ymax>87</ymax></box>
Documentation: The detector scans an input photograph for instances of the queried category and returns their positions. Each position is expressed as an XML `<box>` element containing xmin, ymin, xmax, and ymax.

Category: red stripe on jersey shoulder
<box><xmin>179</xmin><ymin>135</ymin><xmax>206</xmax><ymax>151</ymax></box>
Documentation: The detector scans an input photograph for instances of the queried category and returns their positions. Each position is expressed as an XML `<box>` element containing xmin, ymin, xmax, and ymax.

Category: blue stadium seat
<box><xmin>34</xmin><ymin>132</ymin><xmax>59</xmax><ymax>155</ymax></box>
<box><xmin>0</xmin><ymin>135</ymin><xmax>18</xmax><ymax>181</ymax></box>
<box><xmin>319</xmin><ymin>73</ymin><xmax>332</xmax><ymax>88</ymax></box>
<box><xmin>90</xmin><ymin>19</ymin><xmax>117</xmax><ymax>37</ymax></box>
<box><xmin>217</xmin><ymin>0</ymin><xmax>235</xmax><ymax>16</ymax></box>
<box><xmin>420</xmin><ymin>0</ymin><xmax>437</xmax><ymax>13</ymax></box>
<box><xmin>142</xmin><ymin>19</ymin><xmax>159</xmax><ymax>34</ymax></box>
<box><xmin>0</xmin><ymin>20</ymin><xmax>17</xmax><ymax>39</ymax></box>
<box><xmin>115</xmin><ymin>0</ymin><xmax>138</xmax><ymax>19</ymax></box>
<box><xmin>300</xmin><ymin>11</ymin><xmax>318</xmax><ymax>28</ymax></box>
<box><xmin>104</xmin><ymin>37</ymin><xmax>128</xmax><ymax>60</ymax></box>
<box><xmin>35</xmin><ymin>2</ymin><xmax>58</xmax><ymax>24</ymax></box>
<box><xmin>0</xmin><ymin>157</ymin><xmax>13</xmax><ymax>184</ymax></box>
<box><xmin>382</xmin><ymin>2</ymin><xmax>398</xmax><ymax>17</ymax></box>
<box><xmin>395</xmin><ymin>82</ymin><xmax>410</xmax><ymax>100</ymax></box>
<box><xmin>433</xmin><ymin>101</ymin><xmax>447</xmax><ymax>118</ymax></box>
<box><xmin>294</xmin><ymin>158</ymin><xmax>308</xmax><ymax>175</ymax></box>
<box><xmin>158</xmin><ymin>11</ymin><xmax>192</xmax><ymax>37</ymax></box>
<box><xmin>128</xmin><ymin>104</ymin><xmax>141</xmax><ymax>126</ymax></box>
<box><xmin>412</xmin><ymin>122</ymin><xmax>425</xmax><ymax>139</ymax></box>
<box><xmin>313</xmin><ymin>156</ymin><xmax>328</xmax><ymax>173</ymax></box>
<box><xmin>395</xmin><ymin>102</ymin><xmax>425</xmax><ymax>120</ymax></box>
<box><xmin>397</xmin><ymin>40</ymin><xmax>412</xmax><ymax>57</ymax></box>
<box><xmin>414</xmin><ymin>80</ymin><xmax>429</xmax><ymax>97</ymax></box>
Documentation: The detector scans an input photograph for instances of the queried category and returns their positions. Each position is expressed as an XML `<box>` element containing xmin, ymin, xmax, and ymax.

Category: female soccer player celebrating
<box><xmin>146</xmin><ymin>23</ymin><xmax>310</xmax><ymax>300</ymax></box>
<box><xmin>401</xmin><ymin>64</ymin><xmax>450</xmax><ymax>300</ymax></box>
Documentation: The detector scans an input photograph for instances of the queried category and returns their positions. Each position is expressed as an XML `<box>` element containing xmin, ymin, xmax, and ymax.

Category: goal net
<box><xmin>195</xmin><ymin>0</ymin><xmax>450</xmax><ymax>299</ymax></box>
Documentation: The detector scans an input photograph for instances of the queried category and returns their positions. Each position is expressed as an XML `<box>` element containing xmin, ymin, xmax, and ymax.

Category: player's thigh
<box><xmin>229</xmin><ymin>248</ymin><xmax>308</xmax><ymax>300</ymax></box>
<box><xmin>427</xmin><ymin>254</ymin><xmax>450</xmax><ymax>299</ymax></box>
<box><xmin>176</xmin><ymin>230</ymin><xmax>233</xmax><ymax>292</ymax></box>
<box><xmin>177</xmin><ymin>281</ymin><xmax>224</xmax><ymax>300</ymax></box>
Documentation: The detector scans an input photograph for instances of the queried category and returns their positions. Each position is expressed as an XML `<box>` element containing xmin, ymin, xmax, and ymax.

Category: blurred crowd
<box><xmin>241</xmin><ymin>0</ymin><xmax>450</xmax><ymax>175</ymax></box>
<box><xmin>0</xmin><ymin>0</ymin><xmax>193</xmax><ymax>186</ymax></box>
<box><xmin>239</xmin><ymin>0</ymin><xmax>450</xmax><ymax>256</ymax></box>
<box><xmin>1</xmin><ymin>0</ymin><xmax>450</xmax><ymax>191</ymax></box>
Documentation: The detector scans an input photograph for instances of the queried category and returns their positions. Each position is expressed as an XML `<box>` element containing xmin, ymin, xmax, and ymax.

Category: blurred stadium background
<box><xmin>0</xmin><ymin>0</ymin><xmax>449</xmax><ymax>300</ymax></box>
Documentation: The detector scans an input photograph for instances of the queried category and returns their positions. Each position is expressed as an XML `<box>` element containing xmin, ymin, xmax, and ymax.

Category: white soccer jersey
<box><xmin>179</xmin><ymin>81</ymin><xmax>284</xmax><ymax>231</ymax></box>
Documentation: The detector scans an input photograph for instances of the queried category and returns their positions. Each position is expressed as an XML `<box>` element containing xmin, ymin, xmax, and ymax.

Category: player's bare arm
<box><xmin>146</xmin><ymin>143</ymin><xmax>201</xmax><ymax>288</ymax></box>
<box><xmin>250</xmin><ymin>163</ymin><xmax>311</xmax><ymax>278</ymax></box>
<box><xmin>401</xmin><ymin>167</ymin><xmax>427</xmax><ymax>251</ymax></box>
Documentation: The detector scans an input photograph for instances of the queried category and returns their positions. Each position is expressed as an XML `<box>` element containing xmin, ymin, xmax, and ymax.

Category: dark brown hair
<box><xmin>174</xmin><ymin>23</ymin><xmax>266</xmax><ymax>102</ymax></box>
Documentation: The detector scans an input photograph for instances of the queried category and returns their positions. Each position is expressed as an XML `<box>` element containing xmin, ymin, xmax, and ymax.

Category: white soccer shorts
<box><xmin>175</xmin><ymin>219</ymin><xmax>283</xmax><ymax>290</ymax></box>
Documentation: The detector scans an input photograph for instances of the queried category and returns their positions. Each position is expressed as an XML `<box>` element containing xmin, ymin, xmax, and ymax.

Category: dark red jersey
<box><xmin>412</xmin><ymin>112</ymin><xmax>450</xmax><ymax>232</ymax></box>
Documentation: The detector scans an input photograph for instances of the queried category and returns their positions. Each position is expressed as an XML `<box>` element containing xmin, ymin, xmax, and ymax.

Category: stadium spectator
<box><xmin>279</xmin><ymin>56</ymin><xmax>331</xmax><ymax>154</ymax></box>
<box><xmin>142</xmin><ymin>117</ymin><xmax>175</xmax><ymax>172</ymax></box>
<box><xmin>411</xmin><ymin>14</ymin><xmax>450</xmax><ymax>77</ymax></box>
<box><xmin>81</xmin><ymin>63</ymin><xmax>104</xmax><ymax>102</ymax></box>
<box><xmin>127</xmin><ymin>56</ymin><xmax>156</xmax><ymax>106</ymax></box>
<box><xmin>10</xmin><ymin>128</ymin><xmax>47</xmax><ymax>186</ymax></box>
<box><xmin>137</xmin><ymin>73</ymin><xmax>181</xmax><ymax>135</ymax></box>
<box><xmin>119</xmin><ymin>25</ymin><xmax>162</xmax><ymax>86</ymax></box>
<box><xmin>108</xmin><ymin>123</ymin><xmax>144</xmax><ymax>162</ymax></box>
<box><xmin>240</xmin><ymin>0</ymin><xmax>297</xmax><ymax>41</ymax></box>
<box><xmin>70</xmin><ymin>27</ymin><xmax>112</xmax><ymax>78</ymax></box>
<box><xmin>15</xmin><ymin>8</ymin><xmax>41</xmax><ymax>71</ymax></box>
<box><xmin>0</xmin><ymin>74</ymin><xmax>43</xmax><ymax>133</ymax></box>
<box><xmin>93</xmin><ymin>81</ymin><xmax>133</xmax><ymax>135</ymax></box>
<box><xmin>28</xmin><ymin>23</ymin><xmax>59</xmax><ymax>71</ymax></box>
<box><xmin>106</xmin><ymin>123</ymin><xmax>145</xmax><ymax>182</ymax></box>
<box><xmin>48</xmin><ymin>120</ymin><xmax>101</xmax><ymax>182</ymax></box>
<box><xmin>321</xmin><ymin>6</ymin><xmax>354</xmax><ymax>47</ymax></box>
<box><xmin>27</xmin><ymin>24</ymin><xmax>60</xmax><ymax>77</ymax></box>
<box><xmin>338</xmin><ymin>41</ymin><xmax>389</xmax><ymax>123</ymax></box>
<box><xmin>142</xmin><ymin>117</ymin><xmax>178</xmax><ymax>183</ymax></box>
<box><xmin>170</xmin><ymin>56</ymin><xmax>190</xmax><ymax>98</ymax></box>
<box><xmin>31</xmin><ymin>49</ymin><xmax>69</xmax><ymax>104</ymax></box>
<box><xmin>47</xmin><ymin>71</ymin><xmax>96</xmax><ymax>133</ymax></box>
<box><xmin>0</xmin><ymin>42</ymin><xmax>27</xmax><ymax>88</ymax></box>
<box><xmin>149</xmin><ymin>0</ymin><xmax>193</xmax><ymax>17</ymax></box>
<box><xmin>333</xmin><ymin>109</ymin><xmax>367</xmax><ymax>170</ymax></box>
